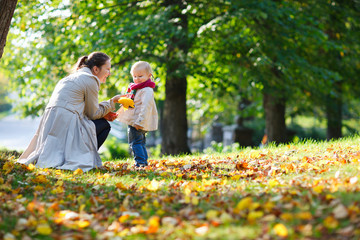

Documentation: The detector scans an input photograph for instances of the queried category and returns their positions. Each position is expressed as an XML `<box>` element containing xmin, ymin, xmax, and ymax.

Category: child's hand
<box><xmin>104</xmin><ymin>112</ymin><xmax>118</xmax><ymax>121</ymax></box>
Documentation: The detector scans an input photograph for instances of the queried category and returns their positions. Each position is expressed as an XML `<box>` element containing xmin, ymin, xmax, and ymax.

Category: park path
<box><xmin>0</xmin><ymin>114</ymin><xmax>126</xmax><ymax>151</ymax></box>
<box><xmin>0</xmin><ymin>114</ymin><xmax>41</xmax><ymax>151</ymax></box>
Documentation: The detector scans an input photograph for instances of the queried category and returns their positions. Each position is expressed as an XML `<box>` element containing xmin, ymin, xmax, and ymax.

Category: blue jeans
<box><xmin>128</xmin><ymin>126</ymin><xmax>148</xmax><ymax>166</ymax></box>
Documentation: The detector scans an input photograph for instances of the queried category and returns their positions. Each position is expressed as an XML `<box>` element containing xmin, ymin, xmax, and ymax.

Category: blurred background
<box><xmin>0</xmin><ymin>0</ymin><xmax>360</xmax><ymax>159</ymax></box>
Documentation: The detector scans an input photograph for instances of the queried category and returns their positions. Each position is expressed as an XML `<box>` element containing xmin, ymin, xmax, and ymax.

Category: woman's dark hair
<box><xmin>74</xmin><ymin>52</ymin><xmax>110</xmax><ymax>71</ymax></box>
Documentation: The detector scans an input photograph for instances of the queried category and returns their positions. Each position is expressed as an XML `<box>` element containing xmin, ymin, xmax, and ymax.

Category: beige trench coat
<box><xmin>116</xmin><ymin>87</ymin><xmax>158</xmax><ymax>131</ymax></box>
<box><xmin>18</xmin><ymin>68</ymin><xmax>115</xmax><ymax>172</ymax></box>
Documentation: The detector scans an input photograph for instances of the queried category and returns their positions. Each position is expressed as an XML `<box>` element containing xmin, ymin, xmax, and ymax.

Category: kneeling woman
<box><xmin>18</xmin><ymin>52</ymin><xmax>122</xmax><ymax>171</ymax></box>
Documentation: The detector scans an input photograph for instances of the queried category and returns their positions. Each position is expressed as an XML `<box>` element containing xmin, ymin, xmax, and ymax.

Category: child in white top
<box><xmin>117</xmin><ymin>61</ymin><xmax>158</xmax><ymax>167</ymax></box>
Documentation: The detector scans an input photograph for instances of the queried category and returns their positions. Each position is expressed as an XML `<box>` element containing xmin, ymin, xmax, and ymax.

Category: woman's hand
<box><xmin>104</xmin><ymin>112</ymin><xmax>118</xmax><ymax>121</ymax></box>
<box><xmin>111</xmin><ymin>94</ymin><xmax>127</xmax><ymax>103</ymax></box>
<box><xmin>134</xmin><ymin>124</ymin><xmax>143</xmax><ymax>130</ymax></box>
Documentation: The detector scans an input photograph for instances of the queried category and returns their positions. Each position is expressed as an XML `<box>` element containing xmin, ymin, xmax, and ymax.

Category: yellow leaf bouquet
<box><xmin>117</xmin><ymin>97</ymin><xmax>134</xmax><ymax>110</ymax></box>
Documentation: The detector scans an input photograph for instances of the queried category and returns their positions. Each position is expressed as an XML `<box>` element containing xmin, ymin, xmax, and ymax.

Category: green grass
<box><xmin>1</xmin><ymin>136</ymin><xmax>360</xmax><ymax>239</ymax></box>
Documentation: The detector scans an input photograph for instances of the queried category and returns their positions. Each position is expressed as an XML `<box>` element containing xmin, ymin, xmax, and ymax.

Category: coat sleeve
<box><xmin>134</xmin><ymin>89</ymin><xmax>154</xmax><ymax>127</ymax></box>
<box><xmin>84</xmin><ymin>77</ymin><xmax>115</xmax><ymax>120</ymax></box>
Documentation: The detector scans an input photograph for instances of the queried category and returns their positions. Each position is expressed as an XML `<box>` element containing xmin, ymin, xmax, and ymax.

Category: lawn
<box><xmin>1</xmin><ymin>136</ymin><xmax>360</xmax><ymax>239</ymax></box>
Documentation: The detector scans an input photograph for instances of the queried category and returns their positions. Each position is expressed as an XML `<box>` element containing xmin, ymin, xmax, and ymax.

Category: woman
<box><xmin>18</xmin><ymin>52</ymin><xmax>122</xmax><ymax>171</ymax></box>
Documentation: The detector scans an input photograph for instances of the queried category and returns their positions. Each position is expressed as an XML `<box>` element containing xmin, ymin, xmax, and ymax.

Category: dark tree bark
<box><xmin>263</xmin><ymin>92</ymin><xmax>287</xmax><ymax>144</ymax></box>
<box><xmin>326</xmin><ymin>82</ymin><xmax>342</xmax><ymax>140</ymax></box>
<box><xmin>0</xmin><ymin>0</ymin><xmax>18</xmax><ymax>59</ymax></box>
<box><xmin>161</xmin><ymin>0</ymin><xmax>191</xmax><ymax>155</ymax></box>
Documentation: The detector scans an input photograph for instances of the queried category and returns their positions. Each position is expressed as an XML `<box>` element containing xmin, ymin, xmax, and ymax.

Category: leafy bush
<box><xmin>102</xmin><ymin>136</ymin><xmax>130</xmax><ymax>161</ymax></box>
<box><xmin>203</xmin><ymin>141</ymin><xmax>242</xmax><ymax>154</ymax></box>
<box><xmin>149</xmin><ymin>144</ymin><xmax>161</xmax><ymax>158</ymax></box>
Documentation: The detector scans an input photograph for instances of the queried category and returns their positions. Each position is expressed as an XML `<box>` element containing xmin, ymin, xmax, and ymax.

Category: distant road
<box><xmin>0</xmin><ymin>114</ymin><xmax>41</xmax><ymax>151</ymax></box>
<box><xmin>0</xmin><ymin>114</ymin><xmax>126</xmax><ymax>151</ymax></box>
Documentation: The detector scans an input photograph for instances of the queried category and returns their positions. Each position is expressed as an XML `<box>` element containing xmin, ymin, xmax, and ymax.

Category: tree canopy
<box><xmin>1</xmin><ymin>0</ymin><xmax>360</xmax><ymax>152</ymax></box>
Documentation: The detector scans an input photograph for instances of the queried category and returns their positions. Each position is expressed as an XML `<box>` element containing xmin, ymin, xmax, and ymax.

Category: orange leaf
<box><xmin>73</xmin><ymin>168</ymin><xmax>83</xmax><ymax>175</ymax></box>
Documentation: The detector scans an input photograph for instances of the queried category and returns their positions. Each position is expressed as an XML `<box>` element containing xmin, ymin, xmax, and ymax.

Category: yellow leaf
<box><xmin>51</xmin><ymin>186</ymin><xmax>64</xmax><ymax>194</ymax></box>
<box><xmin>191</xmin><ymin>196</ymin><xmax>199</xmax><ymax>205</ymax></box>
<box><xmin>274</xmin><ymin>223</ymin><xmax>288</xmax><ymax>237</ymax></box>
<box><xmin>326</xmin><ymin>194</ymin><xmax>336</xmax><ymax>200</ymax></box>
<box><xmin>116</xmin><ymin>182</ymin><xmax>127</xmax><ymax>190</ymax></box>
<box><xmin>250</xmin><ymin>202</ymin><xmax>260</xmax><ymax>210</ymax></box>
<box><xmin>184</xmin><ymin>187</ymin><xmax>191</xmax><ymax>196</ymax></box>
<box><xmin>264</xmin><ymin>201</ymin><xmax>275</xmax><ymax>212</ymax></box>
<box><xmin>206</xmin><ymin>210</ymin><xmax>219</xmax><ymax>220</ymax></box>
<box><xmin>79</xmin><ymin>204</ymin><xmax>86</xmax><ymax>212</ymax></box>
<box><xmin>323</xmin><ymin>216</ymin><xmax>339</xmax><ymax>229</ymax></box>
<box><xmin>118</xmin><ymin>97</ymin><xmax>135</xmax><ymax>110</ymax></box>
<box><xmin>231</xmin><ymin>175</ymin><xmax>241</xmax><ymax>180</ymax></box>
<box><xmin>55</xmin><ymin>180</ymin><xmax>64</xmax><ymax>186</ymax></box>
<box><xmin>268</xmin><ymin>179</ymin><xmax>279</xmax><ymax>187</ymax></box>
<box><xmin>247</xmin><ymin>211</ymin><xmax>264</xmax><ymax>223</ymax></box>
<box><xmin>119</xmin><ymin>214</ymin><xmax>130</xmax><ymax>223</ymax></box>
<box><xmin>156</xmin><ymin>209</ymin><xmax>165</xmax><ymax>216</ymax></box>
<box><xmin>296</xmin><ymin>212</ymin><xmax>312</xmax><ymax>220</ymax></box>
<box><xmin>76</xmin><ymin>220</ymin><xmax>90</xmax><ymax>228</ymax></box>
<box><xmin>234</xmin><ymin>197</ymin><xmax>252</xmax><ymax>213</ymax></box>
<box><xmin>250</xmin><ymin>152</ymin><xmax>260</xmax><ymax>159</ymax></box>
<box><xmin>36</xmin><ymin>223</ymin><xmax>52</xmax><ymax>235</ymax></box>
<box><xmin>74</xmin><ymin>168</ymin><xmax>83</xmax><ymax>175</ymax></box>
<box><xmin>131</xmin><ymin>218</ymin><xmax>146</xmax><ymax>225</ymax></box>
<box><xmin>280</xmin><ymin>212</ymin><xmax>293</xmax><ymax>221</ymax></box>
<box><xmin>147</xmin><ymin>180</ymin><xmax>160</xmax><ymax>191</ymax></box>
<box><xmin>3</xmin><ymin>162</ymin><xmax>14</xmax><ymax>174</ymax></box>
<box><xmin>0</xmin><ymin>177</ymin><xmax>4</xmax><ymax>184</ymax></box>
<box><xmin>27</xmin><ymin>164</ymin><xmax>35</xmax><ymax>171</ymax></box>
<box><xmin>32</xmin><ymin>175</ymin><xmax>49</xmax><ymax>184</ymax></box>
<box><xmin>148</xmin><ymin>216</ymin><xmax>160</xmax><ymax>228</ymax></box>
<box><xmin>313</xmin><ymin>185</ymin><xmax>324</xmax><ymax>194</ymax></box>
<box><xmin>220</xmin><ymin>212</ymin><xmax>233</xmax><ymax>224</ymax></box>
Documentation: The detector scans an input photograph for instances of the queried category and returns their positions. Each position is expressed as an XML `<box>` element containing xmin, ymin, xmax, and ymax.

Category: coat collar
<box><xmin>77</xmin><ymin>67</ymin><xmax>100</xmax><ymax>86</ymax></box>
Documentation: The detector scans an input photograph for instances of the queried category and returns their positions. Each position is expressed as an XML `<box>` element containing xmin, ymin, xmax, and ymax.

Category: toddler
<box><xmin>117</xmin><ymin>61</ymin><xmax>158</xmax><ymax>167</ymax></box>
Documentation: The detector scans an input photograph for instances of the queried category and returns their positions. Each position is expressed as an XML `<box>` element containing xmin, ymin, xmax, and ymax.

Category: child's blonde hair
<box><xmin>130</xmin><ymin>61</ymin><xmax>153</xmax><ymax>76</ymax></box>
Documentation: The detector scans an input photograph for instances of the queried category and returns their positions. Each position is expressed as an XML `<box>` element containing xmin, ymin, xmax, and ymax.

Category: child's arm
<box><xmin>134</xmin><ymin>89</ymin><xmax>154</xmax><ymax>129</ymax></box>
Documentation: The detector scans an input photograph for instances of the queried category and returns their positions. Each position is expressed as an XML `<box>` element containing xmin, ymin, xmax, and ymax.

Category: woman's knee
<box><xmin>93</xmin><ymin>118</ymin><xmax>111</xmax><ymax>133</ymax></box>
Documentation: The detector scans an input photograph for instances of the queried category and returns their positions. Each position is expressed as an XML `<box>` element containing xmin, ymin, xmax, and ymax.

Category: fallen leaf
<box><xmin>36</xmin><ymin>223</ymin><xmax>52</xmax><ymax>235</ymax></box>
<box><xmin>333</xmin><ymin>204</ymin><xmax>348</xmax><ymax>219</ymax></box>
<box><xmin>74</xmin><ymin>168</ymin><xmax>83</xmax><ymax>175</ymax></box>
<box><xmin>274</xmin><ymin>223</ymin><xmax>288</xmax><ymax>237</ymax></box>
<box><xmin>323</xmin><ymin>216</ymin><xmax>339</xmax><ymax>229</ymax></box>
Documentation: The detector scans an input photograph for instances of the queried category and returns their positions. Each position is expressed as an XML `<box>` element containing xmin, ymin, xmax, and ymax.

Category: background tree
<box><xmin>2</xmin><ymin>0</ymin><xmax>225</xmax><ymax>155</ymax></box>
<box><xmin>0</xmin><ymin>0</ymin><xmax>18</xmax><ymax>59</ymax></box>
<box><xmin>316</xmin><ymin>0</ymin><xmax>360</xmax><ymax>140</ymax></box>
<box><xmin>195</xmin><ymin>0</ymin><xmax>336</xmax><ymax>144</ymax></box>
<box><xmin>2</xmin><ymin>0</ymin><xmax>360</xmax><ymax>151</ymax></box>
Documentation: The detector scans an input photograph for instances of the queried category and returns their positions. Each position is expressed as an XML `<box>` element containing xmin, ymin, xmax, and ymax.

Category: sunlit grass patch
<box><xmin>1</xmin><ymin>136</ymin><xmax>360</xmax><ymax>239</ymax></box>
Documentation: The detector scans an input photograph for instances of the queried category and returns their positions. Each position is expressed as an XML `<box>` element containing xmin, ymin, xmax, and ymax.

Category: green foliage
<box><xmin>0</xmin><ymin>73</ymin><xmax>11</xmax><ymax>113</ymax></box>
<box><xmin>102</xmin><ymin>136</ymin><xmax>130</xmax><ymax>161</ymax></box>
<box><xmin>204</xmin><ymin>141</ymin><xmax>242</xmax><ymax>154</ymax></box>
<box><xmin>149</xmin><ymin>144</ymin><xmax>161</xmax><ymax>159</ymax></box>
<box><xmin>1</xmin><ymin>0</ymin><xmax>360</xmax><ymax>143</ymax></box>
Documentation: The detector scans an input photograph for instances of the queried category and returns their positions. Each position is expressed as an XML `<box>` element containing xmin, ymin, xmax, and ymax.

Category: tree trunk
<box><xmin>326</xmin><ymin>82</ymin><xmax>342</xmax><ymax>140</ymax></box>
<box><xmin>0</xmin><ymin>0</ymin><xmax>18</xmax><ymax>59</ymax></box>
<box><xmin>263</xmin><ymin>92</ymin><xmax>287</xmax><ymax>144</ymax></box>
<box><xmin>161</xmin><ymin>0</ymin><xmax>191</xmax><ymax>155</ymax></box>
